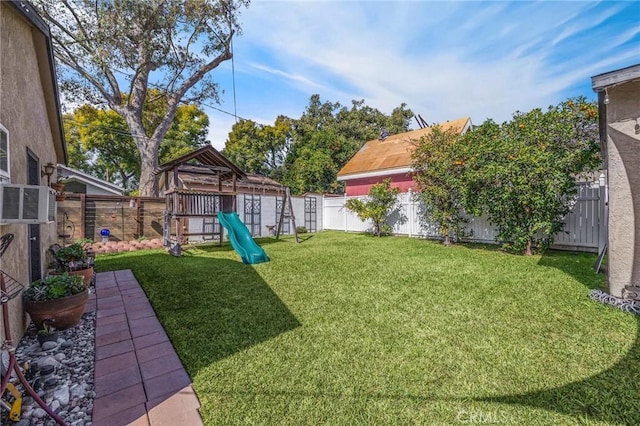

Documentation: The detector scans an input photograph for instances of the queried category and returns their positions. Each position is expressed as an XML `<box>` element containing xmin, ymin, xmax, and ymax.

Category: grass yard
<box><xmin>96</xmin><ymin>231</ymin><xmax>639</xmax><ymax>425</ymax></box>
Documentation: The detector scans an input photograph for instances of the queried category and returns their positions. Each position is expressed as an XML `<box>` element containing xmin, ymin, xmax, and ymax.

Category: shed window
<box><xmin>0</xmin><ymin>125</ymin><xmax>9</xmax><ymax>183</ymax></box>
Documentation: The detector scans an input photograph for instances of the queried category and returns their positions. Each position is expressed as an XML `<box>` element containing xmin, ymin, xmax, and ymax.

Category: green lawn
<box><xmin>96</xmin><ymin>231</ymin><xmax>639</xmax><ymax>425</ymax></box>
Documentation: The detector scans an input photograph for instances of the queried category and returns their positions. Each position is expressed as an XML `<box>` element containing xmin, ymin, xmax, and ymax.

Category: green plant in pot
<box><xmin>24</xmin><ymin>273</ymin><xmax>88</xmax><ymax>330</ymax></box>
<box><xmin>50</xmin><ymin>242</ymin><xmax>95</xmax><ymax>286</ymax></box>
<box><xmin>37</xmin><ymin>319</ymin><xmax>59</xmax><ymax>347</ymax></box>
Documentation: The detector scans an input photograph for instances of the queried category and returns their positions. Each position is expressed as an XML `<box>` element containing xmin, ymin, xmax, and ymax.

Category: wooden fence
<box><xmin>56</xmin><ymin>194</ymin><xmax>165</xmax><ymax>243</ymax></box>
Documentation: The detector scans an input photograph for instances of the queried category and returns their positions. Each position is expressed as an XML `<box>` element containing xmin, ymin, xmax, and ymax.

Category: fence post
<box><xmin>344</xmin><ymin>194</ymin><xmax>348</xmax><ymax>232</ymax></box>
<box><xmin>79</xmin><ymin>194</ymin><xmax>86</xmax><ymax>239</ymax></box>
<box><xmin>407</xmin><ymin>188</ymin><xmax>413</xmax><ymax>238</ymax></box>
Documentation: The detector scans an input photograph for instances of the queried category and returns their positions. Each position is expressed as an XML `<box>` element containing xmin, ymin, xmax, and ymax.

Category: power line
<box><xmin>231</xmin><ymin>39</ymin><xmax>238</xmax><ymax>124</ymax></box>
<box><xmin>109</xmin><ymin>67</ymin><xmax>262</xmax><ymax>125</ymax></box>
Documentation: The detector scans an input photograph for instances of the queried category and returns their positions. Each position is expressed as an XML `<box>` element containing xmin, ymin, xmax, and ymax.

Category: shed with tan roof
<box><xmin>337</xmin><ymin>117</ymin><xmax>472</xmax><ymax>196</ymax></box>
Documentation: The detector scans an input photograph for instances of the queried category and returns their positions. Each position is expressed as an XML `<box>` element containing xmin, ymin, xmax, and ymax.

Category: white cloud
<box><xmin>212</xmin><ymin>0</ymin><xmax>638</xmax><ymax>138</ymax></box>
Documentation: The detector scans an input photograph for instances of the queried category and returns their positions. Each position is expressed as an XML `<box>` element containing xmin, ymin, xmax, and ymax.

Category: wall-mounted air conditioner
<box><xmin>0</xmin><ymin>184</ymin><xmax>56</xmax><ymax>224</ymax></box>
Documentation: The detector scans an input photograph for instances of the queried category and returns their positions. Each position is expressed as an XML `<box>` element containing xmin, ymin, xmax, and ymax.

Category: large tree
<box><xmin>461</xmin><ymin>97</ymin><xmax>600</xmax><ymax>255</ymax></box>
<box><xmin>411</xmin><ymin>126</ymin><xmax>467</xmax><ymax>246</ymax></box>
<box><xmin>222</xmin><ymin>95</ymin><xmax>413</xmax><ymax>194</ymax></box>
<box><xmin>282</xmin><ymin>95</ymin><xmax>413</xmax><ymax>194</ymax></box>
<box><xmin>222</xmin><ymin>115</ymin><xmax>291</xmax><ymax>179</ymax></box>
<box><xmin>35</xmin><ymin>0</ymin><xmax>249</xmax><ymax>196</ymax></box>
<box><xmin>63</xmin><ymin>98</ymin><xmax>209</xmax><ymax>193</ymax></box>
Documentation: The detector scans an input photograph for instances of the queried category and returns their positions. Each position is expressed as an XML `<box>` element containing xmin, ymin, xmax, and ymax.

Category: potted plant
<box><xmin>50</xmin><ymin>242</ymin><xmax>94</xmax><ymax>286</ymax></box>
<box><xmin>50</xmin><ymin>179</ymin><xmax>65</xmax><ymax>193</ymax></box>
<box><xmin>37</xmin><ymin>320</ymin><xmax>59</xmax><ymax>347</ymax></box>
<box><xmin>51</xmin><ymin>178</ymin><xmax>66</xmax><ymax>201</ymax></box>
<box><xmin>24</xmin><ymin>273</ymin><xmax>88</xmax><ymax>330</ymax></box>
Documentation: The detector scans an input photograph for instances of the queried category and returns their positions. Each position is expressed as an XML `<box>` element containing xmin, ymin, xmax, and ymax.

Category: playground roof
<box><xmin>173</xmin><ymin>165</ymin><xmax>285</xmax><ymax>192</ymax></box>
<box><xmin>155</xmin><ymin>146</ymin><xmax>246</xmax><ymax>181</ymax></box>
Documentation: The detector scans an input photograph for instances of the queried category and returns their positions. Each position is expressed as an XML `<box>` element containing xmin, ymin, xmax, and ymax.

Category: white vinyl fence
<box><xmin>323</xmin><ymin>181</ymin><xmax>605</xmax><ymax>253</ymax></box>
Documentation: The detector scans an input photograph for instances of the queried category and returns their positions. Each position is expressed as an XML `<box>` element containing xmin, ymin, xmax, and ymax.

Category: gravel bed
<box><xmin>2</xmin><ymin>310</ymin><xmax>96</xmax><ymax>426</ymax></box>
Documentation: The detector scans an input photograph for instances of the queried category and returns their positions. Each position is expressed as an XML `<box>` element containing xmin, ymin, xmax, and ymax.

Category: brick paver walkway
<box><xmin>88</xmin><ymin>270</ymin><xmax>203</xmax><ymax>426</ymax></box>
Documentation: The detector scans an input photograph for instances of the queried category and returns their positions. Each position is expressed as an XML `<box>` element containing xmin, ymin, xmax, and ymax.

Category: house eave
<box><xmin>337</xmin><ymin>167</ymin><xmax>413</xmax><ymax>182</ymax></box>
<box><xmin>9</xmin><ymin>1</ymin><xmax>68</xmax><ymax>165</ymax></box>
<box><xmin>591</xmin><ymin>64</ymin><xmax>640</xmax><ymax>92</ymax></box>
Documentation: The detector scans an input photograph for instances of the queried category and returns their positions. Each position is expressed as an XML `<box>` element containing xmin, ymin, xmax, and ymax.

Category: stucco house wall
<box><xmin>592</xmin><ymin>64</ymin><xmax>640</xmax><ymax>299</ymax></box>
<box><xmin>0</xmin><ymin>2</ymin><xmax>67</xmax><ymax>341</ymax></box>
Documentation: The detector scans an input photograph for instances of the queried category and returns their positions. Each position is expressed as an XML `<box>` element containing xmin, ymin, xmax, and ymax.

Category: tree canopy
<box><xmin>63</xmin><ymin>98</ymin><xmax>209</xmax><ymax>194</ymax></box>
<box><xmin>35</xmin><ymin>0</ymin><xmax>249</xmax><ymax>196</ymax></box>
<box><xmin>224</xmin><ymin>95</ymin><xmax>414</xmax><ymax>194</ymax></box>
<box><xmin>460</xmin><ymin>97</ymin><xmax>600</xmax><ymax>255</ymax></box>
<box><xmin>411</xmin><ymin>126</ymin><xmax>467</xmax><ymax>246</ymax></box>
<box><xmin>222</xmin><ymin>115</ymin><xmax>291</xmax><ymax>179</ymax></box>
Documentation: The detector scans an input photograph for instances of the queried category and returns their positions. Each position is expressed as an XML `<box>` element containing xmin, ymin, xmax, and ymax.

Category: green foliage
<box><xmin>411</xmin><ymin>126</ymin><xmax>468</xmax><ymax>245</ymax></box>
<box><xmin>461</xmin><ymin>97</ymin><xmax>600</xmax><ymax>255</ymax></box>
<box><xmin>224</xmin><ymin>95</ymin><xmax>414</xmax><ymax>194</ymax></box>
<box><xmin>345</xmin><ymin>179</ymin><xmax>401</xmax><ymax>236</ymax></box>
<box><xmin>34</xmin><ymin>0</ymin><xmax>248</xmax><ymax>196</ymax></box>
<box><xmin>296</xmin><ymin>226</ymin><xmax>308</xmax><ymax>234</ymax></box>
<box><xmin>64</xmin><ymin>105</ymin><xmax>141</xmax><ymax>192</ymax></box>
<box><xmin>222</xmin><ymin>115</ymin><xmax>291</xmax><ymax>179</ymax></box>
<box><xmin>95</xmin><ymin>231</ymin><xmax>638</xmax><ymax>425</ymax></box>
<box><xmin>25</xmin><ymin>273</ymin><xmax>85</xmax><ymax>302</ymax></box>
<box><xmin>51</xmin><ymin>242</ymin><xmax>91</xmax><ymax>272</ymax></box>
<box><xmin>63</xmin><ymin>94</ymin><xmax>209</xmax><ymax>193</ymax></box>
<box><xmin>285</xmin><ymin>130</ymin><xmax>341</xmax><ymax>194</ymax></box>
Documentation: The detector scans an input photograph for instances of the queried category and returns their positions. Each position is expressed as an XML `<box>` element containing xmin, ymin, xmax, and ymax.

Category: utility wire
<box><xmin>231</xmin><ymin>39</ymin><xmax>238</xmax><ymax>124</ymax></box>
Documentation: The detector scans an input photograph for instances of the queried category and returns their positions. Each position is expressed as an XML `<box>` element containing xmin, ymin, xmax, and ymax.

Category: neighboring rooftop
<box><xmin>57</xmin><ymin>164</ymin><xmax>124</xmax><ymax>195</ymax></box>
<box><xmin>337</xmin><ymin>117</ymin><xmax>471</xmax><ymax>179</ymax></box>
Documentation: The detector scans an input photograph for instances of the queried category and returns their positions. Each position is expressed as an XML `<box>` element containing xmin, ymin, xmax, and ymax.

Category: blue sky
<box><xmin>204</xmin><ymin>1</ymin><xmax>640</xmax><ymax>150</ymax></box>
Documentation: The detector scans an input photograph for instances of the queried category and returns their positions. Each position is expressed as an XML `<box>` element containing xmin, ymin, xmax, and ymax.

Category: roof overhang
<box><xmin>591</xmin><ymin>64</ymin><xmax>640</xmax><ymax>92</ymax></box>
<box><xmin>58</xmin><ymin>165</ymin><xmax>124</xmax><ymax>195</ymax></box>
<box><xmin>337</xmin><ymin>167</ymin><xmax>412</xmax><ymax>181</ymax></box>
<box><xmin>155</xmin><ymin>146</ymin><xmax>246</xmax><ymax>181</ymax></box>
<box><xmin>9</xmin><ymin>1</ymin><xmax>68</xmax><ymax>165</ymax></box>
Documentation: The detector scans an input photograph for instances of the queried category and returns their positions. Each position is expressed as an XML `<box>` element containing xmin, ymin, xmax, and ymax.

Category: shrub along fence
<box><xmin>323</xmin><ymin>181</ymin><xmax>606</xmax><ymax>253</ymax></box>
<box><xmin>58</xmin><ymin>181</ymin><xmax>604</xmax><ymax>254</ymax></box>
<box><xmin>56</xmin><ymin>194</ymin><xmax>165</xmax><ymax>243</ymax></box>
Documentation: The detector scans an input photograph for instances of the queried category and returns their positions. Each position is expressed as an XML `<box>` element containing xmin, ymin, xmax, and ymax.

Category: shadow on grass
<box><xmin>477</xmin><ymin>251</ymin><xmax>640</xmax><ymax>424</ymax></box>
<box><xmin>96</xmin><ymin>251</ymin><xmax>301</xmax><ymax>373</ymax></box>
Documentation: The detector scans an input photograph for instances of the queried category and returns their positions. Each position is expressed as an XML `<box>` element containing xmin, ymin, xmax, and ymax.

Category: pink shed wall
<box><xmin>344</xmin><ymin>173</ymin><xmax>416</xmax><ymax>196</ymax></box>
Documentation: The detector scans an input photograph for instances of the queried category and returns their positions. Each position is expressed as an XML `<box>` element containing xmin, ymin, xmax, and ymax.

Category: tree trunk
<box><xmin>443</xmin><ymin>235</ymin><xmax>451</xmax><ymax>246</ymax></box>
<box><xmin>119</xmin><ymin>108</ymin><xmax>162</xmax><ymax>197</ymax></box>
<box><xmin>525</xmin><ymin>239</ymin><xmax>533</xmax><ymax>256</ymax></box>
<box><xmin>137</xmin><ymin>141</ymin><xmax>159</xmax><ymax>197</ymax></box>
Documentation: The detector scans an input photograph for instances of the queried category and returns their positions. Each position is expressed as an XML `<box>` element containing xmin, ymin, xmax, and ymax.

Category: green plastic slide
<box><xmin>217</xmin><ymin>212</ymin><xmax>269</xmax><ymax>265</ymax></box>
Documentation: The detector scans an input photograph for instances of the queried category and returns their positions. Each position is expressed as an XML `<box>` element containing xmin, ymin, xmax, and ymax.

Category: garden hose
<box><xmin>589</xmin><ymin>289</ymin><xmax>640</xmax><ymax>315</ymax></box>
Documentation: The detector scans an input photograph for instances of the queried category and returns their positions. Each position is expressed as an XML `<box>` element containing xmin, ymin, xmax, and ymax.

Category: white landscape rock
<box><xmin>8</xmin><ymin>311</ymin><xmax>97</xmax><ymax>426</ymax></box>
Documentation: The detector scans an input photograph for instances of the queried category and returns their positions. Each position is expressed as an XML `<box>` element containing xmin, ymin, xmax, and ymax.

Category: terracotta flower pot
<box><xmin>50</xmin><ymin>182</ymin><xmax>64</xmax><ymax>192</ymax></box>
<box><xmin>68</xmin><ymin>267</ymin><xmax>94</xmax><ymax>287</ymax></box>
<box><xmin>25</xmin><ymin>289</ymin><xmax>89</xmax><ymax>330</ymax></box>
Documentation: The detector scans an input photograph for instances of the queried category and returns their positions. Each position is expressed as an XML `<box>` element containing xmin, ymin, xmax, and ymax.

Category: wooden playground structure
<box><xmin>157</xmin><ymin>146</ymin><xmax>297</xmax><ymax>256</ymax></box>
